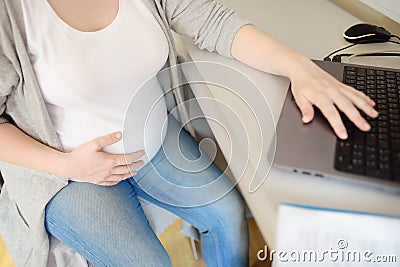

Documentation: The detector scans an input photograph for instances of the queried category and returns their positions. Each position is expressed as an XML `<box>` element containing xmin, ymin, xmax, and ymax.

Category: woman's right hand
<box><xmin>61</xmin><ymin>132</ymin><xmax>145</xmax><ymax>186</ymax></box>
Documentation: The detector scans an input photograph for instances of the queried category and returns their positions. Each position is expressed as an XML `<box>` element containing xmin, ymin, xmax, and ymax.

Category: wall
<box><xmin>330</xmin><ymin>0</ymin><xmax>400</xmax><ymax>36</ymax></box>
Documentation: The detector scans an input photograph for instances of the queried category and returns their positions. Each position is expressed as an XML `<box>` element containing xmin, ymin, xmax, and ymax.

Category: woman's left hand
<box><xmin>289</xmin><ymin>59</ymin><xmax>379</xmax><ymax>139</ymax></box>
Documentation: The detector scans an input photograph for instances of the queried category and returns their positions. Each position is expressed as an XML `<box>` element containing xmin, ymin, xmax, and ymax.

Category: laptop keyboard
<box><xmin>334</xmin><ymin>66</ymin><xmax>400</xmax><ymax>181</ymax></box>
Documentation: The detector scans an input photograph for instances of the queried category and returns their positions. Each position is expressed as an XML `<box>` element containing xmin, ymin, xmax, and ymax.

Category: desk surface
<box><xmin>175</xmin><ymin>0</ymin><xmax>400</xmax><ymax>248</ymax></box>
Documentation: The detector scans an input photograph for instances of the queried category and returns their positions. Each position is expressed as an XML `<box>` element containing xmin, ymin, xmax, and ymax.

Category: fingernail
<box><xmin>340</xmin><ymin>131</ymin><xmax>348</xmax><ymax>140</ymax></box>
<box><xmin>115</xmin><ymin>132</ymin><xmax>122</xmax><ymax>139</ymax></box>
<box><xmin>302</xmin><ymin>116</ymin><xmax>310</xmax><ymax>123</ymax></box>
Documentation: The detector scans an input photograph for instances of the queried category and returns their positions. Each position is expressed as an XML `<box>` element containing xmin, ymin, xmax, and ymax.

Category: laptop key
<box><xmin>376</xmin><ymin>70</ymin><xmax>385</xmax><ymax>76</ymax></box>
<box><xmin>366</xmin><ymin>168</ymin><xmax>382</xmax><ymax>178</ymax></box>
<box><xmin>392</xmin><ymin>139</ymin><xmax>400</xmax><ymax>150</ymax></box>
<box><xmin>379</xmin><ymin>164</ymin><xmax>391</xmax><ymax>179</ymax></box>
<box><xmin>366</xmin><ymin>133</ymin><xmax>377</xmax><ymax>146</ymax></box>
<box><xmin>378</xmin><ymin>133</ymin><xmax>389</xmax><ymax>141</ymax></box>
<box><xmin>335</xmin><ymin>67</ymin><xmax>400</xmax><ymax>182</ymax></box>
<box><xmin>337</xmin><ymin>156</ymin><xmax>350</xmax><ymax>165</ymax></box>
<box><xmin>378</xmin><ymin>127</ymin><xmax>388</xmax><ymax>134</ymax></box>
<box><xmin>346</xmin><ymin>164</ymin><xmax>364</xmax><ymax>175</ymax></box>
<box><xmin>353</xmin><ymin>130</ymin><xmax>365</xmax><ymax>145</ymax></box>
<box><xmin>366</xmin><ymin>153</ymin><xmax>377</xmax><ymax>162</ymax></box>
<box><xmin>393</xmin><ymin>173</ymin><xmax>400</xmax><ymax>182</ymax></box>
<box><xmin>357</xmin><ymin>68</ymin><xmax>366</xmax><ymax>76</ymax></box>
<box><xmin>338</xmin><ymin>141</ymin><xmax>351</xmax><ymax>155</ymax></box>
<box><xmin>390</xmin><ymin>120</ymin><xmax>400</xmax><ymax>126</ymax></box>
<box><xmin>391</xmin><ymin>132</ymin><xmax>400</xmax><ymax>139</ymax></box>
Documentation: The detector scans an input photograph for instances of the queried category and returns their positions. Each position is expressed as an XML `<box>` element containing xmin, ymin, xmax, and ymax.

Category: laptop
<box><xmin>273</xmin><ymin>60</ymin><xmax>400</xmax><ymax>194</ymax></box>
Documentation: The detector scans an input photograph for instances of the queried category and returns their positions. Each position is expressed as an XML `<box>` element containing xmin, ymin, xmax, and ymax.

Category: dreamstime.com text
<box><xmin>257</xmin><ymin>239</ymin><xmax>398</xmax><ymax>263</ymax></box>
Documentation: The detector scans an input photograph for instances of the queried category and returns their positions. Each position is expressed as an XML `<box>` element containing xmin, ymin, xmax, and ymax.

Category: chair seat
<box><xmin>0</xmin><ymin>235</ymin><xmax>15</xmax><ymax>267</ymax></box>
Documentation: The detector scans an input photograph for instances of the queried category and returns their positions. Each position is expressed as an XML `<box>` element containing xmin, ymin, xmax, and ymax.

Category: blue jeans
<box><xmin>45</xmin><ymin>117</ymin><xmax>249</xmax><ymax>267</ymax></box>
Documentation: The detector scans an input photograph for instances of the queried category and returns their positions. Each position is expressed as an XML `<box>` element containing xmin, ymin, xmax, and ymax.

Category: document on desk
<box><xmin>271</xmin><ymin>203</ymin><xmax>400</xmax><ymax>266</ymax></box>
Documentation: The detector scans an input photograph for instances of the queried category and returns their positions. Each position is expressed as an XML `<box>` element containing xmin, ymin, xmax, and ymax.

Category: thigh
<box><xmin>131</xmin><ymin>116</ymin><xmax>247</xmax><ymax>232</ymax></box>
<box><xmin>130</xmin><ymin>117</ymin><xmax>248</xmax><ymax>266</ymax></box>
<box><xmin>132</xmin><ymin>116</ymin><xmax>239</xmax><ymax>208</ymax></box>
<box><xmin>45</xmin><ymin>180</ymin><xmax>171</xmax><ymax>267</ymax></box>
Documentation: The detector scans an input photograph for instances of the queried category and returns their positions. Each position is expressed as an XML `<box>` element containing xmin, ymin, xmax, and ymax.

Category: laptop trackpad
<box><xmin>273</xmin><ymin>89</ymin><xmax>338</xmax><ymax>175</ymax></box>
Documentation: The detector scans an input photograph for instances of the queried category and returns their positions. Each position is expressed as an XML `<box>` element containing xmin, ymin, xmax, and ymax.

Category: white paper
<box><xmin>268</xmin><ymin>204</ymin><xmax>400</xmax><ymax>267</ymax></box>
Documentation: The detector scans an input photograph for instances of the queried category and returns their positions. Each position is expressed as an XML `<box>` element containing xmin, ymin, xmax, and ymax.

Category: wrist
<box><xmin>51</xmin><ymin>151</ymin><xmax>71</xmax><ymax>178</ymax></box>
<box><xmin>286</xmin><ymin>54</ymin><xmax>313</xmax><ymax>81</ymax></box>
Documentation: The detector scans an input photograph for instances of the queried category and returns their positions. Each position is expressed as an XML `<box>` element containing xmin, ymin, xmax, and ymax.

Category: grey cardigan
<box><xmin>0</xmin><ymin>0</ymin><xmax>249</xmax><ymax>266</ymax></box>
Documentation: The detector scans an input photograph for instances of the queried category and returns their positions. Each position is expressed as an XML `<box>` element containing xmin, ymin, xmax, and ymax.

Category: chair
<box><xmin>140</xmin><ymin>198</ymin><xmax>200</xmax><ymax>260</ymax></box>
<box><xmin>0</xmin><ymin>235</ymin><xmax>15</xmax><ymax>267</ymax></box>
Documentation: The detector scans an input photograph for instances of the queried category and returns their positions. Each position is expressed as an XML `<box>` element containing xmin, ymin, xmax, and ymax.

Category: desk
<box><xmin>174</xmin><ymin>0</ymin><xmax>400</xmax><ymax>248</ymax></box>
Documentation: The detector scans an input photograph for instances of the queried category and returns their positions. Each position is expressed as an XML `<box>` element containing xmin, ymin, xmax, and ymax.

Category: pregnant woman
<box><xmin>0</xmin><ymin>0</ymin><xmax>377</xmax><ymax>266</ymax></box>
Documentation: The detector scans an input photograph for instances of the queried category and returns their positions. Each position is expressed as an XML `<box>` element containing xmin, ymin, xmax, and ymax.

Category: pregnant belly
<box><xmin>56</xmin><ymin>78</ymin><xmax>168</xmax><ymax>164</ymax></box>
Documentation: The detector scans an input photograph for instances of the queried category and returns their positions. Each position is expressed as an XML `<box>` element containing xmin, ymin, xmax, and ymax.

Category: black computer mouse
<box><xmin>343</xmin><ymin>23</ymin><xmax>392</xmax><ymax>43</ymax></box>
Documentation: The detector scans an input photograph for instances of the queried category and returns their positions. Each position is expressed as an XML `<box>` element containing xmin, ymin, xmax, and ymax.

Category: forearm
<box><xmin>231</xmin><ymin>25</ymin><xmax>311</xmax><ymax>79</ymax></box>
<box><xmin>231</xmin><ymin>24</ymin><xmax>377</xmax><ymax>139</ymax></box>
<box><xmin>0</xmin><ymin>123</ymin><xmax>67</xmax><ymax>176</ymax></box>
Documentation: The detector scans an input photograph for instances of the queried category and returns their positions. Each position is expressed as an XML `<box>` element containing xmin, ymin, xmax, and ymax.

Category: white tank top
<box><xmin>20</xmin><ymin>0</ymin><xmax>169</xmax><ymax>162</ymax></box>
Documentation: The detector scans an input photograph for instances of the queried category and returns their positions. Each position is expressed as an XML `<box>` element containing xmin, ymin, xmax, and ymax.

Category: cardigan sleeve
<box><xmin>0</xmin><ymin>52</ymin><xmax>18</xmax><ymax>125</ymax></box>
<box><xmin>163</xmin><ymin>0</ymin><xmax>252</xmax><ymax>58</ymax></box>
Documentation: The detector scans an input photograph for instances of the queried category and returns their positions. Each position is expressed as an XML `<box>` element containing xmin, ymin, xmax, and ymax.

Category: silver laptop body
<box><xmin>273</xmin><ymin>60</ymin><xmax>400</xmax><ymax>195</ymax></box>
